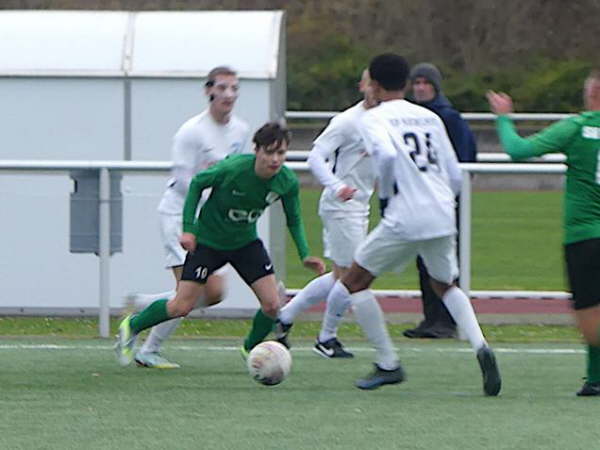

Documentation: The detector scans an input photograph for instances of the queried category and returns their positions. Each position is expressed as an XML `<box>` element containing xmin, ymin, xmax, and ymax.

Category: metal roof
<box><xmin>0</xmin><ymin>10</ymin><xmax>283</xmax><ymax>78</ymax></box>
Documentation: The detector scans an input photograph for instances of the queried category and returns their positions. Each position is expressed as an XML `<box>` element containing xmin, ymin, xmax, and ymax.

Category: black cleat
<box><xmin>274</xmin><ymin>319</ymin><xmax>293</xmax><ymax>349</ymax></box>
<box><xmin>477</xmin><ymin>346</ymin><xmax>502</xmax><ymax>396</ymax></box>
<box><xmin>403</xmin><ymin>326</ymin><xmax>456</xmax><ymax>339</ymax></box>
<box><xmin>576</xmin><ymin>380</ymin><xmax>600</xmax><ymax>396</ymax></box>
<box><xmin>313</xmin><ymin>337</ymin><xmax>354</xmax><ymax>358</ymax></box>
<box><xmin>355</xmin><ymin>363</ymin><xmax>406</xmax><ymax>390</ymax></box>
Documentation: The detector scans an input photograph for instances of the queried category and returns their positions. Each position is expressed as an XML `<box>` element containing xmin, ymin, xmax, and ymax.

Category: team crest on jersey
<box><xmin>265</xmin><ymin>191</ymin><xmax>280</xmax><ymax>204</ymax></box>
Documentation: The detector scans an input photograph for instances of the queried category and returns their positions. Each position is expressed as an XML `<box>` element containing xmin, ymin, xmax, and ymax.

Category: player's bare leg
<box><xmin>136</xmin><ymin>268</ymin><xmax>224</xmax><ymax>368</ymax></box>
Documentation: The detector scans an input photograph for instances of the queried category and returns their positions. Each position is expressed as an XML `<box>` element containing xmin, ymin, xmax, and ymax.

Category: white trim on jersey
<box><xmin>307</xmin><ymin>101</ymin><xmax>376</xmax><ymax>216</ymax></box>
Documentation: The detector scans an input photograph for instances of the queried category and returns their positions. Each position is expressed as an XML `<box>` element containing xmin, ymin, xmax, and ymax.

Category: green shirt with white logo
<box><xmin>496</xmin><ymin>111</ymin><xmax>600</xmax><ymax>244</ymax></box>
<box><xmin>182</xmin><ymin>154</ymin><xmax>310</xmax><ymax>260</ymax></box>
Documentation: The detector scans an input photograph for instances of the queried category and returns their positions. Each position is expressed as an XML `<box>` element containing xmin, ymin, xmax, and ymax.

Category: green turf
<box><xmin>0</xmin><ymin>317</ymin><xmax>582</xmax><ymax>344</ymax></box>
<box><xmin>0</xmin><ymin>338</ymin><xmax>595</xmax><ymax>450</ymax></box>
<box><xmin>287</xmin><ymin>189</ymin><xmax>564</xmax><ymax>291</ymax></box>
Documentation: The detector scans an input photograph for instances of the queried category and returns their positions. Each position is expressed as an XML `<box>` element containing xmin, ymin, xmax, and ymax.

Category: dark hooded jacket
<box><xmin>416</xmin><ymin>94</ymin><xmax>477</xmax><ymax>163</ymax></box>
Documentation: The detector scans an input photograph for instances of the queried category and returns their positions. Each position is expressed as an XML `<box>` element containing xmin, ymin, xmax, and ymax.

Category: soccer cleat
<box><xmin>313</xmin><ymin>337</ymin><xmax>354</xmax><ymax>359</ymax></box>
<box><xmin>355</xmin><ymin>363</ymin><xmax>406</xmax><ymax>390</ymax></box>
<box><xmin>476</xmin><ymin>345</ymin><xmax>502</xmax><ymax>396</ymax></box>
<box><xmin>274</xmin><ymin>319</ymin><xmax>293</xmax><ymax>349</ymax></box>
<box><xmin>403</xmin><ymin>326</ymin><xmax>457</xmax><ymax>339</ymax></box>
<box><xmin>114</xmin><ymin>314</ymin><xmax>137</xmax><ymax>367</ymax></box>
<box><xmin>576</xmin><ymin>380</ymin><xmax>600</xmax><ymax>396</ymax></box>
<box><xmin>135</xmin><ymin>351</ymin><xmax>180</xmax><ymax>369</ymax></box>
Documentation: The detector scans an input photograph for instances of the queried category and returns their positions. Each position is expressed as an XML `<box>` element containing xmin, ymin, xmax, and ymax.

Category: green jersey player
<box><xmin>115</xmin><ymin>122</ymin><xmax>325</xmax><ymax>366</ymax></box>
<box><xmin>487</xmin><ymin>68</ymin><xmax>600</xmax><ymax>396</ymax></box>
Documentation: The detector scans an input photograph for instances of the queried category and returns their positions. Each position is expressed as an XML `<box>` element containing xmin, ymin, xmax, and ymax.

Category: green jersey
<box><xmin>182</xmin><ymin>154</ymin><xmax>310</xmax><ymax>260</ymax></box>
<box><xmin>496</xmin><ymin>112</ymin><xmax>600</xmax><ymax>244</ymax></box>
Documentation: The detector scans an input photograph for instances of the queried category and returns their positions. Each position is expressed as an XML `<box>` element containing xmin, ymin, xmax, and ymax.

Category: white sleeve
<box><xmin>170</xmin><ymin>127</ymin><xmax>198</xmax><ymax>197</ymax></box>
<box><xmin>435</xmin><ymin>119</ymin><xmax>462</xmax><ymax>196</ymax></box>
<box><xmin>358</xmin><ymin>113</ymin><xmax>396</xmax><ymax>199</ymax></box>
<box><xmin>307</xmin><ymin>117</ymin><xmax>346</xmax><ymax>191</ymax></box>
<box><xmin>239</xmin><ymin>124</ymin><xmax>253</xmax><ymax>154</ymax></box>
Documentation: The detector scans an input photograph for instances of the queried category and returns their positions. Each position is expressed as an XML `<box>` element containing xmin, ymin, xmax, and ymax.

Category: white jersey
<box><xmin>308</xmin><ymin>101</ymin><xmax>376</xmax><ymax>217</ymax></box>
<box><xmin>157</xmin><ymin>110</ymin><xmax>251</xmax><ymax>215</ymax></box>
<box><xmin>359</xmin><ymin>99</ymin><xmax>462</xmax><ymax>241</ymax></box>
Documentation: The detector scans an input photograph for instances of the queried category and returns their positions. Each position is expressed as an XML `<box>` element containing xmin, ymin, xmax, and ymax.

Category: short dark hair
<box><xmin>205</xmin><ymin>66</ymin><xmax>237</xmax><ymax>87</ymax></box>
<box><xmin>253</xmin><ymin>121</ymin><xmax>291</xmax><ymax>150</ymax></box>
<box><xmin>369</xmin><ymin>53</ymin><xmax>410</xmax><ymax>91</ymax></box>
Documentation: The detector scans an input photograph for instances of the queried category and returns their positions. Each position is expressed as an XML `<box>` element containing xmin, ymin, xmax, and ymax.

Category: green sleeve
<box><xmin>182</xmin><ymin>164</ymin><xmax>222</xmax><ymax>233</ymax></box>
<box><xmin>526</xmin><ymin>116</ymin><xmax>579</xmax><ymax>154</ymax></box>
<box><xmin>281</xmin><ymin>180</ymin><xmax>310</xmax><ymax>261</ymax></box>
<box><xmin>495</xmin><ymin>115</ymin><xmax>539</xmax><ymax>160</ymax></box>
<box><xmin>496</xmin><ymin>115</ymin><xmax>578</xmax><ymax>160</ymax></box>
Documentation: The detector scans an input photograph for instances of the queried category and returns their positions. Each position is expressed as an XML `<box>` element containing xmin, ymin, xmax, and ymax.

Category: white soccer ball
<box><xmin>247</xmin><ymin>341</ymin><xmax>292</xmax><ymax>386</ymax></box>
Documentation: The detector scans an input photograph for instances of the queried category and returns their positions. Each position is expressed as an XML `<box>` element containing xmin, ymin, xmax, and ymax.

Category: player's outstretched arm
<box><xmin>486</xmin><ymin>91</ymin><xmax>513</xmax><ymax>116</ymax></box>
<box><xmin>308</xmin><ymin>119</ymin><xmax>356</xmax><ymax>202</ymax></box>
<box><xmin>486</xmin><ymin>91</ymin><xmax>539</xmax><ymax>161</ymax></box>
<box><xmin>302</xmin><ymin>256</ymin><xmax>326</xmax><ymax>275</ymax></box>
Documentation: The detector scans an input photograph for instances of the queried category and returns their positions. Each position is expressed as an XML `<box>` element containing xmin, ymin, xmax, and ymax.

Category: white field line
<box><xmin>0</xmin><ymin>344</ymin><xmax>584</xmax><ymax>354</ymax></box>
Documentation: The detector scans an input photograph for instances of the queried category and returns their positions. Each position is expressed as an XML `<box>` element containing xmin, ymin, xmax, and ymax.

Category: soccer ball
<box><xmin>247</xmin><ymin>341</ymin><xmax>292</xmax><ymax>386</ymax></box>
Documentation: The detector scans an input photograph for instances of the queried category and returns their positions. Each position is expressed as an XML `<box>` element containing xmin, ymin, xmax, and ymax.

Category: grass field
<box><xmin>0</xmin><ymin>337</ymin><xmax>595</xmax><ymax>450</ymax></box>
<box><xmin>286</xmin><ymin>189</ymin><xmax>564</xmax><ymax>291</ymax></box>
<box><xmin>0</xmin><ymin>189</ymin><xmax>577</xmax><ymax>449</ymax></box>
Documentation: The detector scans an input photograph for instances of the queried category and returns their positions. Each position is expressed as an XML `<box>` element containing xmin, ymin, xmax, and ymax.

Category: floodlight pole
<box><xmin>98</xmin><ymin>168</ymin><xmax>111</xmax><ymax>338</ymax></box>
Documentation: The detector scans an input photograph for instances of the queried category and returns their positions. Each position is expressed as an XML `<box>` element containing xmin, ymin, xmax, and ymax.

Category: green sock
<box><xmin>129</xmin><ymin>299</ymin><xmax>170</xmax><ymax>334</ymax></box>
<box><xmin>587</xmin><ymin>344</ymin><xmax>600</xmax><ymax>383</ymax></box>
<box><xmin>244</xmin><ymin>309</ymin><xmax>275</xmax><ymax>351</ymax></box>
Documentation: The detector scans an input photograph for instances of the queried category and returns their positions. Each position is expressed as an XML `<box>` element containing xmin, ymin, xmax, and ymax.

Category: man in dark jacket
<box><xmin>404</xmin><ymin>63</ymin><xmax>477</xmax><ymax>338</ymax></box>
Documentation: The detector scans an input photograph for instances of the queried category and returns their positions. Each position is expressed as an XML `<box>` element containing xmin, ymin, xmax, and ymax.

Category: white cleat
<box><xmin>135</xmin><ymin>352</ymin><xmax>180</xmax><ymax>369</ymax></box>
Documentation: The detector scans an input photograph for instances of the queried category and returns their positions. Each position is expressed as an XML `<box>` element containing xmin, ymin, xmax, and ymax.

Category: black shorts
<box><xmin>181</xmin><ymin>239</ymin><xmax>275</xmax><ymax>285</ymax></box>
<box><xmin>565</xmin><ymin>238</ymin><xmax>600</xmax><ymax>310</ymax></box>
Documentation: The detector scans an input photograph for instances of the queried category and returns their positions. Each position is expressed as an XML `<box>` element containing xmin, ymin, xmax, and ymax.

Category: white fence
<box><xmin>0</xmin><ymin>158</ymin><xmax>568</xmax><ymax>336</ymax></box>
<box><xmin>0</xmin><ymin>112</ymin><xmax>572</xmax><ymax>336</ymax></box>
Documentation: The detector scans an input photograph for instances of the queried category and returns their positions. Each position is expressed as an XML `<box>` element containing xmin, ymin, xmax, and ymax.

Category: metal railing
<box><xmin>0</xmin><ymin>159</ymin><xmax>569</xmax><ymax>336</ymax></box>
<box><xmin>285</xmin><ymin>111</ymin><xmax>574</xmax><ymax>121</ymax></box>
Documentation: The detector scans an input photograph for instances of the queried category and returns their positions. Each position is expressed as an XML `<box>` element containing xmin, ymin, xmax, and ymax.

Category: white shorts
<box><xmin>355</xmin><ymin>221</ymin><xmax>459</xmax><ymax>283</ymax></box>
<box><xmin>158</xmin><ymin>213</ymin><xmax>228</xmax><ymax>276</ymax></box>
<box><xmin>321</xmin><ymin>214</ymin><xmax>368</xmax><ymax>268</ymax></box>
<box><xmin>159</xmin><ymin>213</ymin><xmax>187</xmax><ymax>268</ymax></box>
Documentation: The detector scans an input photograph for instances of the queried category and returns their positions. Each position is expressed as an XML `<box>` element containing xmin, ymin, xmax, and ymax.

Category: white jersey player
<box><xmin>276</xmin><ymin>70</ymin><xmax>397</xmax><ymax>364</ymax></box>
<box><xmin>321</xmin><ymin>53</ymin><xmax>501</xmax><ymax>395</ymax></box>
<box><xmin>132</xmin><ymin>66</ymin><xmax>251</xmax><ymax>369</ymax></box>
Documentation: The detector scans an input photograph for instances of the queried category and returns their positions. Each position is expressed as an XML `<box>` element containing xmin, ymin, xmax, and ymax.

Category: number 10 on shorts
<box><xmin>195</xmin><ymin>266</ymin><xmax>208</xmax><ymax>280</ymax></box>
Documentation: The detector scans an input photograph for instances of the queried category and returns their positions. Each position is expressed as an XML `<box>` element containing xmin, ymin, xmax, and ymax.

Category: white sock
<box><xmin>139</xmin><ymin>292</ymin><xmax>208</xmax><ymax>354</ymax></box>
<box><xmin>318</xmin><ymin>280</ymin><xmax>353</xmax><ymax>343</ymax></box>
<box><xmin>442</xmin><ymin>286</ymin><xmax>486</xmax><ymax>351</ymax></box>
<box><xmin>131</xmin><ymin>290</ymin><xmax>176</xmax><ymax>310</ymax></box>
<box><xmin>352</xmin><ymin>290</ymin><xmax>399</xmax><ymax>370</ymax></box>
<box><xmin>139</xmin><ymin>318</ymin><xmax>183</xmax><ymax>354</ymax></box>
<box><xmin>279</xmin><ymin>272</ymin><xmax>336</xmax><ymax>324</ymax></box>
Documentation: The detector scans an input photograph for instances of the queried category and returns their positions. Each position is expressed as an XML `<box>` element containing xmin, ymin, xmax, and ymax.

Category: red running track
<box><xmin>305</xmin><ymin>296</ymin><xmax>572</xmax><ymax>315</ymax></box>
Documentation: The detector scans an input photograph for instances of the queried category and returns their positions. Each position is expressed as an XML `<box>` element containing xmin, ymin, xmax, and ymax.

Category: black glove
<box><xmin>379</xmin><ymin>198</ymin><xmax>389</xmax><ymax>218</ymax></box>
